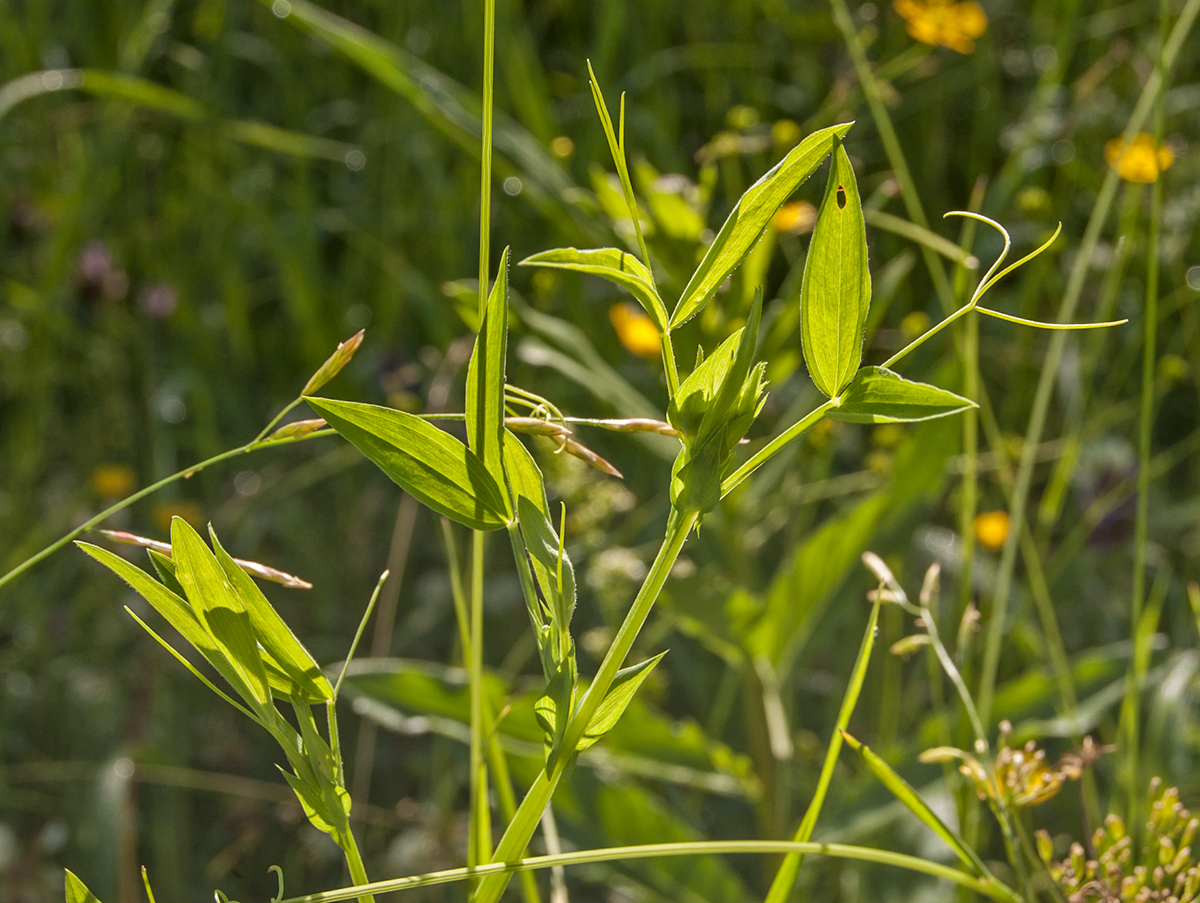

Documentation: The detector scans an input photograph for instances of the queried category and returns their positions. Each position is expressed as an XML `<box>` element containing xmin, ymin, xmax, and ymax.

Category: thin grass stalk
<box><xmin>977</xmin><ymin>0</ymin><xmax>1200</xmax><ymax>728</ymax></box>
<box><xmin>1124</xmin><ymin>0</ymin><xmax>1171</xmax><ymax>829</ymax></box>
<box><xmin>763</xmin><ymin>597</ymin><xmax>882</xmax><ymax>903</ymax></box>
<box><xmin>284</xmin><ymin>840</ymin><xmax>1021</xmax><ymax>903</ymax></box>
<box><xmin>827</xmin><ymin>0</ymin><xmax>955</xmax><ymax>315</ymax></box>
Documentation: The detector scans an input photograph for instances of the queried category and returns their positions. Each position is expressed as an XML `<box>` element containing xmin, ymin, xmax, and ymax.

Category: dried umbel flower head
<box><xmin>1039</xmin><ymin>780</ymin><xmax>1200</xmax><ymax>903</ymax></box>
<box><xmin>920</xmin><ymin>722</ymin><xmax>1104</xmax><ymax>809</ymax></box>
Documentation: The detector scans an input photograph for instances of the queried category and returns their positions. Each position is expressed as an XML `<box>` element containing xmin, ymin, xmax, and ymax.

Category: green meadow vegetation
<box><xmin>3</xmin><ymin>0</ymin><xmax>1200</xmax><ymax>901</ymax></box>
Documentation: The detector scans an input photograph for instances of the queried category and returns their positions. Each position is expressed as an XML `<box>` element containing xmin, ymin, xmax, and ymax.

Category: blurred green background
<box><xmin>3</xmin><ymin>0</ymin><xmax>1200</xmax><ymax>900</ymax></box>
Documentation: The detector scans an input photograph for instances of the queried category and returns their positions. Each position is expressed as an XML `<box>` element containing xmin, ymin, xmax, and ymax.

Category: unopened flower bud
<box><xmin>303</xmin><ymin>329</ymin><xmax>364</xmax><ymax>395</ymax></box>
<box><xmin>563</xmin><ymin>437</ymin><xmax>622</xmax><ymax>479</ymax></box>
<box><xmin>504</xmin><ymin>416</ymin><xmax>572</xmax><ymax>439</ymax></box>
<box><xmin>269</xmin><ymin>418</ymin><xmax>328</xmax><ymax>440</ymax></box>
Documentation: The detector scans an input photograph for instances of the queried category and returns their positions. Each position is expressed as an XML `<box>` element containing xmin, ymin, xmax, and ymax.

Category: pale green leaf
<box><xmin>800</xmin><ymin>137</ymin><xmax>870</xmax><ymax>398</ymax></box>
<box><xmin>670</xmin><ymin>122</ymin><xmax>852</xmax><ymax>328</ymax></box>
<box><xmin>65</xmin><ymin>871</ymin><xmax>103</xmax><ymax>903</ymax></box>
<box><xmin>578</xmin><ymin>652</ymin><xmax>666</xmax><ymax>751</ymax></box>
<box><xmin>208</xmin><ymin>527</ymin><xmax>333</xmax><ymax>704</ymax></box>
<box><xmin>502</xmin><ymin>429</ymin><xmax>550</xmax><ymax>517</ymax></box>
<box><xmin>830</xmin><ymin>367</ymin><xmax>975</xmax><ymax>423</ymax></box>
<box><xmin>76</xmin><ymin>541</ymin><xmax>253</xmax><ymax>701</ymax></box>
<box><xmin>517</xmin><ymin>496</ymin><xmax>576</xmax><ymax>632</ymax></box>
<box><xmin>466</xmin><ymin>248</ymin><xmax>511</xmax><ymax>493</ymax></box>
<box><xmin>519</xmin><ymin>247</ymin><xmax>667</xmax><ymax>332</ymax></box>
<box><xmin>170</xmin><ymin>517</ymin><xmax>272</xmax><ymax>709</ymax></box>
<box><xmin>305</xmin><ymin>397</ymin><xmax>508</xmax><ymax>530</ymax></box>
<box><xmin>841</xmin><ymin>732</ymin><xmax>987</xmax><ymax>875</ymax></box>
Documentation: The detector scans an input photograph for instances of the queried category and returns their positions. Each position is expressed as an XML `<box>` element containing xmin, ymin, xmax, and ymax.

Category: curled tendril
<box><xmin>269</xmin><ymin>865</ymin><xmax>285</xmax><ymax>903</ymax></box>
<box><xmin>942</xmin><ymin>212</ymin><xmax>1125</xmax><ymax>330</ymax></box>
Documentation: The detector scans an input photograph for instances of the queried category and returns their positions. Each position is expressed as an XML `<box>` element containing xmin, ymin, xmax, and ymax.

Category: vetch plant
<box><xmin>27</xmin><ymin>3</ymin><xmax>1141</xmax><ymax>902</ymax></box>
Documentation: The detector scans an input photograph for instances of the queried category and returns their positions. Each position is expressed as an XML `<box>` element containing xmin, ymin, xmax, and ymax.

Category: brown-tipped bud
<box><xmin>590</xmin><ymin>418</ymin><xmax>679</xmax><ymax>437</ymax></box>
<box><xmin>96</xmin><ymin>529</ymin><xmax>312</xmax><ymax>590</ymax></box>
<box><xmin>302</xmin><ymin>329</ymin><xmax>364</xmax><ymax>395</ymax></box>
<box><xmin>889</xmin><ymin>634</ymin><xmax>930</xmax><ymax>658</ymax></box>
<box><xmin>563</xmin><ymin>437</ymin><xmax>623</xmax><ymax>479</ymax></box>
<box><xmin>269</xmin><ymin>418</ymin><xmax>328</xmax><ymax>440</ymax></box>
<box><xmin>504</xmin><ymin>416</ymin><xmax>572</xmax><ymax>440</ymax></box>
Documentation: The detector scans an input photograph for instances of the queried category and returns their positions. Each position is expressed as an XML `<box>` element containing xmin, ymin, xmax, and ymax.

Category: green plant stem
<box><xmin>977</xmin><ymin>0</ymin><xmax>1200</xmax><ymax>729</ymax></box>
<box><xmin>764</xmin><ymin>597</ymin><xmax>881</xmax><ymax>903</ymax></box>
<box><xmin>1127</xmin><ymin>0</ymin><xmax>1170</xmax><ymax>828</ymax></box>
<box><xmin>472</xmin><ymin>508</ymin><xmax>697</xmax><ymax>903</ymax></box>
<box><xmin>477</xmin><ymin>0</ymin><xmax>495</xmax><ymax>324</ymax></box>
<box><xmin>253</xmin><ymin>396</ymin><xmax>304</xmax><ymax>444</ymax></box>
<box><xmin>339</xmin><ymin>828</ymin><xmax>377</xmax><ymax>903</ymax></box>
<box><xmin>469</xmin><ymin>530</ymin><xmax>492</xmax><ymax>868</ymax></box>
<box><xmin>0</xmin><ymin>429</ymin><xmax>332</xmax><ymax>593</ymax></box>
<box><xmin>827</xmin><ymin>0</ymin><xmax>954</xmax><ymax>315</ymax></box>
<box><xmin>721</xmin><ymin>400</ymin><xmax>838</xmax><ymax>497</ymax></box>
<box><xmin>284</xmin><ymin>840</ymin><xmax>1021</xmax><ymax>903</ymax></box>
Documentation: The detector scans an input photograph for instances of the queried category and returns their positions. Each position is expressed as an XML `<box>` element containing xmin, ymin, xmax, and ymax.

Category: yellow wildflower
<box><xmin>609</xmin><ymin>303</ymin><xmax>661</xmax><ymax>359</ymax></box>
<box><xmin>894</xmin><ymin>0</ymin><xmax>988</xmax><ymax>54</ymax></box>
<box><xmin>973</xmin><ymin>510</ymin><xmax>1009</xmax><ymax>550</ymax></box>
<box><xmin>1104</xmin><ymin>133</ymin><xmax>1174</xmax><ymax>183</ymax></box>
<box><xmin>772</xmin><ymin>200</ymin><xmax>817</xmax><ymax>235</ymax></box>
<box><xmin>90</xmin><ymin>464</ymin><xmax>137</xmax><ymax>499</ymax></box>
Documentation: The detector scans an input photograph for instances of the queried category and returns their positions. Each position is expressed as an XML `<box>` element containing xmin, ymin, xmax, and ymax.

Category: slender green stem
<box><xmin>284</xmin><ymin>840</ymin><xmax>1021</xmax><ymax>903</ymax></box>
<box><xmin>882</xmin><ymin>303</ymin><xmax>974</xmax><ymax>370</ymax></box>
<box><xmin>960</xmin><ymin>311</ymin><xmax>979</xmax><ymax>617</ymax></box>
<box><xmin>253</xmin><ymin>396</ymin><xmax>304</xmax><ymax>444</ymax></box>
<box><xmin>828</xmin><ymin>0</ymin><xmax>954</xmax><ymax>314</ymax></box>
<box><xmin>1127</xmin><ymin>0</ymin><xmax>1170</xmax><ymax>828</ymax></box>
<box><xmin>477</xmin><ymin>0</ymin><xmax>496</xmax><ymax>323</ymax></box>
<box><xmin>660</xmin><ymin>330</ymin><xmax>681</xmax><ymax>400</ymax></box>
<box><xmin>333</xmin><ymin>571</ymin><xmax>389</xmax><ymax>700</ymax></box>
<box><xmin>469</xmin><ymin>530</ymin><xmax>492</xmax><ymax>868</ymax></box>
<box><xmin>721</xmin><ymin>400</ymin><xmax>838</xmax><ymax>497</ymax></box>
<box><xmin>764</xmin><ymin>598</ymin><xmax>881</xmax><ymax>903</ymax></box>
<box><xmin>0</xmin><ymin>430</ymin><xmax>331</xmax><ymax>593</ymax></box>
<box><xmin>473</xmin><ymin>509</ymin><xmax>697</xmax><ymax>903</ymax></box>
<box><xmin>338</xmin><ymin>829</ymin><xmax>377</xmax><ymax>903</ymax></box>
<box><xmin>977</xmin><ymin>0</ymin><xmax>1200</xmax><ymax>729</ymax></box>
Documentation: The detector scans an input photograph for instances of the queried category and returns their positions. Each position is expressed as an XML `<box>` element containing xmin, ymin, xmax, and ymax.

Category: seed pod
<box><xmin>302</xmin><ymin>329</ymin><xmax>364</xmax><ymax>395</ymax></box>
<box><xmin>269</xmin><ymin>418</ymin><xmax>328</xmax><ymax>440</ymax></box>
<box><xmin>563</xmin><ymin>437</ymin><xmax>622</xmax><ymax>478</ymax></box>
<box><xmin>504</xmin><ymin>416</ymin><xmax>572</xmax><ymax>439</ymax></box>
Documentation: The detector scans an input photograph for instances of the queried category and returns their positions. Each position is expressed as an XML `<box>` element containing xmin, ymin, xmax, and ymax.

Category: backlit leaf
<box><xmin>520</xmin><ymin>247</ymin><xmax>668</xmax><ymax>332</ymax></box>
<box><xmin>170</xmin><ymin>518</ymin><xmax>272</xmax><ymax>709</ymax></box>
<box><xmin>466</xmin><ymin>249</ymin><xmax>511</xmax><ymax>493</ymax></box>
<box><xmin>670</xmin><ymin>122</ymin><xmax>852</xmax><ymax>329</ymax></box>
<box><xmin>800</xmin><ymin>137</ymin><xmax>870</xmax><ymax>398</ymax></box>
<box><xmin>65</xmin><ymin>871</ymin><xmax>103</xmax><ymax>903</ymax></box>
<box><xmin>841</xmin><ymin>732</ymin><xmax>988</xmax><ymax>875</ymax></box>
<box><xmin>578</xmin><ymin>652</ymin><xmax>666</xmax><ymax>751</ymax></box>
<box><xmin>305</xmin><ymin>397</ymin><xmax>508</xmax><ymax>530</ymax></box>
<box><xmin>830</xmin><ymin>367</ymin><xmax>975</xmax><ymax>423</ymax></box>
<box><xmin>208</xmin><ymin>527</ymin><xmax>333</xmax><ymax>704</ymax></box>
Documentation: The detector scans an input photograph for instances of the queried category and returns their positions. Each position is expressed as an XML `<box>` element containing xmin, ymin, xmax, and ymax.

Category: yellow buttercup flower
<box><xmin>894</xmin><ymin>0</ymin><xmax>988</xmax><ymax>54</ymax></box>
<box><xmin>1104</xmin><ymin>133</ymin><xmax>1174</xmax><ymax>184</ymax></box>
<box><xmin>973</xmin><ymin>510</ymin><xmax>1009</xmax><ymax>551</ymax></box>
<box><xmin>90</xmin><ymin>464</ymin><xmax>137</xmax><ymax>499</ymax></box>
<box><xmin>608</xmin><ymin>303</ymin><xmax>661</xmax><ymax>359</ymax></box>
<box><xmin>772</xmin><ymin>200</ymin><xmax>817</xmax><ymax>235</ymax></box>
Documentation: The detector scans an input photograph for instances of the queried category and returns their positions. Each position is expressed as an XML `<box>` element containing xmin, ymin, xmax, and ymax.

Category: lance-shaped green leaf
<box><xmin>801</xmin><ymin>137</ymin><xmax>871</xmax><ymax>398</ymax></box>
<box><xmin>577</xmin><ymin>652</ymin><xmax>667</xmax><ymax>751</ymax></box>
<box><xmin>830</xmin><ymin>367</ymin><xmax>975</xmax><ymax>423</ymax></box>
<box><xmin>170</xmin><ymin>518</ymin><xmax>272</xmax><ymax>710</ymax></box>
<box><xmin>65</xmin><ymin>870</ymin><xmax>104</xmax><ymax>903</ymax></box>
<box><xmin>208</xmin><ymin>527</ymin><xmax>333</xmax><ymax>704</ymax></box>
<box><xmin>841</xmin><ymin>732</ymin><xmax>988</xmax><ymax>875</ymax></box>
<box><xmin>502</xmin><ymin>429</ymin><xmax>550</xmax><ymax>517</ymax></box>
<box><xmin>670</xmin><ymin>122</ymin><xmax>852</xmax><ymax>329</ymax></box>
<box><xmin>517</xmin><ymin>496</ymin><xmax>576</xmax><ymax>639</ymax></box>
<box><xmin>466</xmin><ymin>249</ymin><xmax>511</xmax><ymax>491</ymax></box>
<box><xmin>306</xmin><ymin>397</ymin><xmax>508</xmax><ymax>530</ymax></box>
<box><xmin>519</xmin><ymin>247</ymin><xmax>667</xmax><ymax>332</ymax></box>
<box><xmin>668</xmin><ymin>294</ymin><xmax>766</xmax><ymax>514</ymax></box>
<box><xmin>77</xmin><ymin>542</ymin><xmax>254</xmax><ymax>707</ymax></box>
